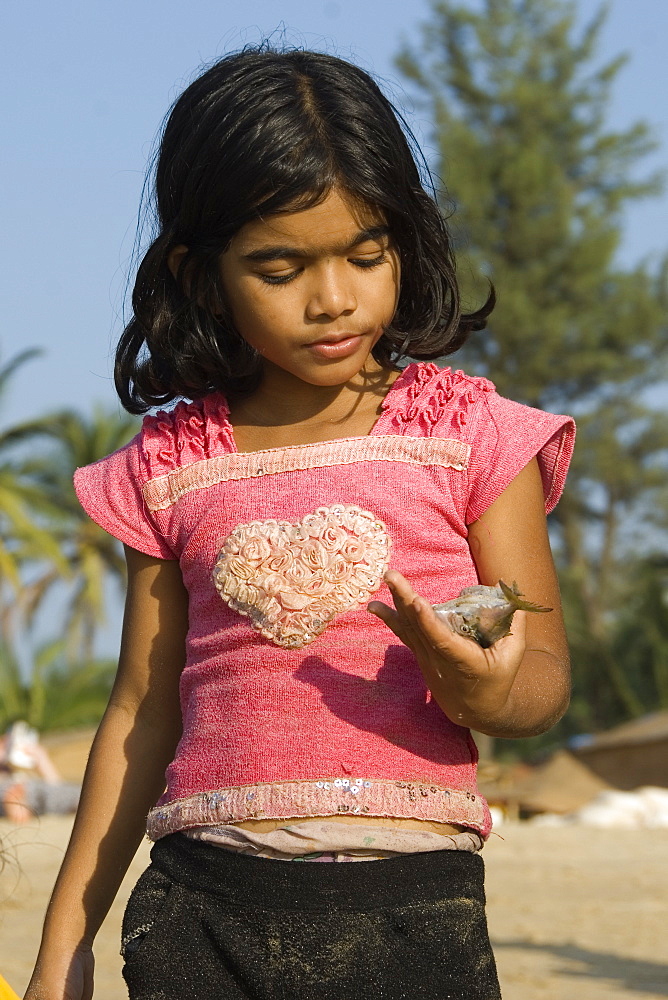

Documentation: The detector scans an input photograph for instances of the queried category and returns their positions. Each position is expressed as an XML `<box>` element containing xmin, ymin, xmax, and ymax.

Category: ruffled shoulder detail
<box><xmin>375</xmin><ymin>362</ymin><xmax>495</xmax><ymax>437</ymax></box>
<box><xmin>141</xmin><ymin>394</ymin><xmax>236</xmax><ymax>475</ymax></box>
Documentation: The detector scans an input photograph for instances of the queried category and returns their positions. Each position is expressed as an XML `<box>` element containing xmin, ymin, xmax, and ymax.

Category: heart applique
<box><xmin>212</xmin><ymin>504</ymin><xmax>391</xmax><ymax>648</ymax></box>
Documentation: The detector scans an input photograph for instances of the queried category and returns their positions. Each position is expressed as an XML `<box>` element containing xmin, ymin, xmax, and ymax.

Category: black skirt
<box><xmin>121</xmin><ymin>832</ymin><xmax>501</xmax><ymax>1000</ymax></box>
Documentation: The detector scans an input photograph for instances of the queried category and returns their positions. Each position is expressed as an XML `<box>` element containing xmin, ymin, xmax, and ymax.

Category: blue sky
<box><xmin>2</xmin><ymin>0</ymin><xmax>668</xmax><ymax>426</ymax></box>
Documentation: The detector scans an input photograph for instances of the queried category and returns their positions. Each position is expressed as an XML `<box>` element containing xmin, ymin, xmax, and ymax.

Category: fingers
<box><xmin>382</xmin><ymin>570</ymin><xmax>426</xmax><ymax>628</ymax></box>
<box><xmin>368</xmin><ymin>573</ymin><xmax>530</xmax><ymax>729</ymax></box>
<box><xmin>367</xmin><ymin>571</ymin><xmax>430</xmax><ymax>652</ymax></box>
<box><xmin>381</xmin><ymin>570</ymin><xmax>465</xmax><ymax>651</ymax></box>
<box><xmin>369</xmin><ymin>570</ymin><xmax>523</xmax><ymax>667</ymax></box>
<box><xmin>510</xmin><ymin>609</ymin><xmax>527</xmax><ymax>643</ymax></box>
<box><xmin>369</xmin><ymin>571</ymin><xmax>422</xmax><ymax>630</ymax></box>
<box><xmin>369</xmin><ymin>571</ymin><xmax>466</xmax><ymax>660</ymax></box>
<box><xmin>366</xmin><ymin>600</ymin><xmax>402</xmax><ymax>638</ymax></box>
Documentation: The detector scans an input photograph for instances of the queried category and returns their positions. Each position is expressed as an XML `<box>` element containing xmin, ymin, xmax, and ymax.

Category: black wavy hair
<box><xmin>115</xmin><ymin>46</ymin><xmax>494</xmax><ymax>413</ymax></box>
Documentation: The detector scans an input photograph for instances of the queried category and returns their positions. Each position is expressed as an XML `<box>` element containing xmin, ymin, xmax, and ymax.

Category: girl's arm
<box><xmin>369</xmin><ymin>458</ymin><xmax>570</xmax><ymax>738</ymax></box>
<box><xmin>25</xmin><ymin>547</ymin><xmax>188</xmax><ymax>1000</ymax></box>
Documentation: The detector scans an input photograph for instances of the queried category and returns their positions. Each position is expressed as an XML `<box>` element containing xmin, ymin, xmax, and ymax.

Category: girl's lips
<box><xmin>305</xmin><ymin>335</ymin><xmax>364</xmax><ymax>359</ymax></box>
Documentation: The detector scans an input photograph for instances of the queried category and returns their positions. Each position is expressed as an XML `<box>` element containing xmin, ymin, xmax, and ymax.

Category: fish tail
<box><xmin>498</xmin><ymin>580</ymin><xmax>552</xmax><ymax>614</ymax></box>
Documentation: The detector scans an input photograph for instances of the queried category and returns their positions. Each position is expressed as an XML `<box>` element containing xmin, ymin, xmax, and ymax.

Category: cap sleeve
<box><xmin>465</xmin><ymin>391</ymin><xmax>575</xmax><ymax>524</ymax></box>
<box><xmin>73</xmin><ymin>433</ymin><xmax>177</xmax><ymax>560</ymax></box>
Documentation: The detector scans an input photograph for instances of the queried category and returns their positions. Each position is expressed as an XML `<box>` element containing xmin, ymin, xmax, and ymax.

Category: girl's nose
<box><xmin>305</xmin><ymin>264</ymin><xmax>357</xmax><ymax>320</ymax></box>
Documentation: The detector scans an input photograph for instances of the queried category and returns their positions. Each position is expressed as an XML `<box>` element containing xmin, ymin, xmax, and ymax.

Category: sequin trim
<box><xmin>121</xmin><ymin>922</ymin><xmax>154</xmax><ymax>955</ymax></box>
<box><xmin>142</xmin><ymin>436</ymin><xmax>470</xmax><ymax>511</ymax></box>
<box><xmin>146</xmin><ymin>777</ymin><xmax>491</xmax><ymax>841</ymax></box>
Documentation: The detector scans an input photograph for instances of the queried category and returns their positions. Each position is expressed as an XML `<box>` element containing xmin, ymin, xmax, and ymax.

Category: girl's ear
<box><xmin>167</xmin><ymin>244</ymin><xmax>189</xmax><ymax>280</ymax></box>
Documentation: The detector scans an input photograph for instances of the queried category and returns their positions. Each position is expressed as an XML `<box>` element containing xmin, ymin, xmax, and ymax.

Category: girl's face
<box><xmin>218</xmin><ymin>187</ymin><xmax>400</xmax><ymax>387</ymax></box>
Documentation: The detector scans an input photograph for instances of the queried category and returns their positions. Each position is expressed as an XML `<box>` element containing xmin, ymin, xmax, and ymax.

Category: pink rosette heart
<box><xmin>212</xmin><ymin>504</ymin><xmax>391</xmax><ymax>648</ymax></box>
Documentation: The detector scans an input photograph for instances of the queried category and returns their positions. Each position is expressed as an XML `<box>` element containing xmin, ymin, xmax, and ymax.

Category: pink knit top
<box><xmin>74</xmin><ymin>363</ymin><xmax>575</xmax><ymax>841</ymax></box>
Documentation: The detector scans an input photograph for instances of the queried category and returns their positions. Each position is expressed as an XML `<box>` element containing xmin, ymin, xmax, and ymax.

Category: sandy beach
<box><xmin>1</xmin><ymin>816</ymin><xmax>667</xmax><ymax>998</ymax></box>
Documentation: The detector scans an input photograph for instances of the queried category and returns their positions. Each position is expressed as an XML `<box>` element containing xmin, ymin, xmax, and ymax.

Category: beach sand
<box><xmin>1</xmin><ymin>816</ymin><xmax>667</xmax><ymax>998</ymax></box>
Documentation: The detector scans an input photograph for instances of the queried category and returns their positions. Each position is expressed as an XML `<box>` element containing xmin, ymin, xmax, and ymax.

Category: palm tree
<box><xmin>1</xmin><ymin>352</ymin><xmax>139</xmax><ymax>732</ymax></box>
<box><xmin>15</xmin><ymin>406</ymin><xmax>139</xmax><ymax>662</ymax></box>
<box><xmin>0</xmin><ymin>350</ymin><xmax>69</xmax><ymax>595</ymax></box>
<box><xmin>0</xmin><ymin>634</ymin><xmax>116</xmax><ymax>732</ymax></box>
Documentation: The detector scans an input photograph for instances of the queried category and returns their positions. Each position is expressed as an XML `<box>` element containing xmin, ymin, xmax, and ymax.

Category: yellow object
<box><xmin>0</xmin><ymin>974</ymin><xmax>20</xmax><ymax>1000</ymax></box>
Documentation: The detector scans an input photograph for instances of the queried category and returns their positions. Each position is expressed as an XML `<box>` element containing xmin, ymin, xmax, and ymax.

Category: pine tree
<box><xmin>398</xmin><ymin>0</ymin><xmax>668</xmax><ymax>734</ymax></box>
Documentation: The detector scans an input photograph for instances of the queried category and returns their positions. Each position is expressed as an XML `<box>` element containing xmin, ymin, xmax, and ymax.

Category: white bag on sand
<box><xmin>531</xmin><ymin>786</ymin><xmax>668</xmax><ymax>829</ymax></box>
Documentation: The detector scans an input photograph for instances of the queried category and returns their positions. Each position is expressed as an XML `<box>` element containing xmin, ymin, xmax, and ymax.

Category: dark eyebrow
<box><xmin>242</xmin><ymin>225</ymin><xmax>391</xmax><ymax>263</ymax></box>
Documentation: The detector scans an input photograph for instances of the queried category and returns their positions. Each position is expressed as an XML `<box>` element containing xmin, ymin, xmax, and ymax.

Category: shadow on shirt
<box><xmin>294</xmin><ymin>644</ymin><xmax>474</xmax><ymax>768</ymax></box>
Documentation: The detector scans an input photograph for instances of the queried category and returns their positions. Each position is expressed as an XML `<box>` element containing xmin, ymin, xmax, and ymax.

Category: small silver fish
<box><xmin>432</xmin><ymin>580</ymin><xmax>552</xmax><ymax>648</ymax></box>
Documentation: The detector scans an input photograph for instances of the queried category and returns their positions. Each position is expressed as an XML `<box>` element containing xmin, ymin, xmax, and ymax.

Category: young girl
<box><xmin>26</xmin><ymin>47</ymin><xmax>574</xmax><ymax>1000</ymax></box>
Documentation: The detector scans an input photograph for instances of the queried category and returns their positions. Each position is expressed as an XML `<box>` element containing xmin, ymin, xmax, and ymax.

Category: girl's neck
<box><xmin>228</xmin><ymin>362</ymin><xmax>400</xmax><ymax>452</ymax></box>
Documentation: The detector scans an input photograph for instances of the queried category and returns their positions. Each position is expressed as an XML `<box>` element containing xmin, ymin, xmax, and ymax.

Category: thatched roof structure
<box><xmin>571</xmin><ymin>711</ymin><xmax>668</xmax><ymax>790</ymax></box>
<box><xmin>479</xmin><ymin>749</ymin><xmax>611</xmax><ymax>816</ymax></box>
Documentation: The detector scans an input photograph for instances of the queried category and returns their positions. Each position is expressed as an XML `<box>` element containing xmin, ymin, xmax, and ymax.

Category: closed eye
<box><xmin>259</xmin><ymin>252</ymin><xmax>389</xmax><ymax>285</ymax></box>
<box><xmin>259</xmin><ymin>270</ymin><xmax>301</xmax><ymax>285</ymax></box>
<box><xmin>351</xmin><ymin>252</ymin><xmax>388</xmax><ymax>269</ymax></box>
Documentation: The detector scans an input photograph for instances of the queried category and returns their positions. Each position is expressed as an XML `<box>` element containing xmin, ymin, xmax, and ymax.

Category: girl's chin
<box><xmin>263</xmin><ymin>351</ymin><xmax>382</xmax><ymax>387</ymax></box>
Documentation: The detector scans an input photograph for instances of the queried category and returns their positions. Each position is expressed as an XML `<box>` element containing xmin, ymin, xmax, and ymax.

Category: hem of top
<box><xmin>146</xmin><ymin>777</ymin><xmax>492</xmax><ymax>841</ymax></box>
<box><xmin>543</xmin><ymin>417</ymin><xmax>576</xmax><ymax>513</ymax></box>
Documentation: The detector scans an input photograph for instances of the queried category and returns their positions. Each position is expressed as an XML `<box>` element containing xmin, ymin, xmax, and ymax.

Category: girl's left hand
<box><xmin>368</xmin><ymin>569</ymin><xmax>527</xmax><ymax>730</ymax></box>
